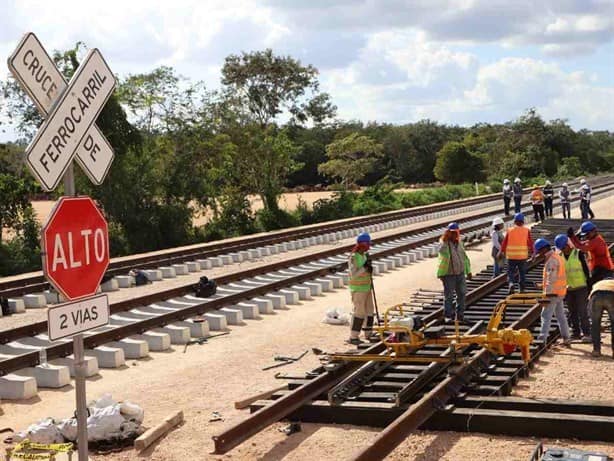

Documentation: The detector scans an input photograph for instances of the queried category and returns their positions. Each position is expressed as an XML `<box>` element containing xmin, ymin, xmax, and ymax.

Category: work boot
<box><xmin>591</xmin><ymin>349</ymin><xmax>601</xmax><ymax>357</ymax></box>
<box><xmin>561</xmin><ymin>338</ymin><xmax>572</xmax><ymax>348</ymax></box>
<box><xmin>362</xmin><ymin>316</ymin><xmax>375</xmax><ymax>340</ymax></box>
<box><xmin>581</xmin><ymin>336</ymin><xmax>592</xmax><ymax>344</ymax></box>
<box><xmin>508</xmin><ymin>284</ymin><xmax>515</xmax><ymax>295</ymax></box>
<box><xmin>346</xmin><ymin>338</ymin><xmax>364</xmax><ymax>346</ymax></box>
<box><xmin>348</xmin><ymin>316</ymin><xmax>364</xmax><ymax>345</ymax></box>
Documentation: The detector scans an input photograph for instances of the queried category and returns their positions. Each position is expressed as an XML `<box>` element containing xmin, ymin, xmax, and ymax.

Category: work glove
<box><xmin>567</xmin><ymin>227</ymin><xmax>575</xmax><ymax>238</ymax></box>
<box><xmin>467</xmin><ymin>273</ymin><xmax>473</xmax><ymax>280</ymax></box>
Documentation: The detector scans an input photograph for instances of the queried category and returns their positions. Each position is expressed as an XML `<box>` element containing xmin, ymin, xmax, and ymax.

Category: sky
<box><xmin>0</xmin><ymin>0</ymin><xmax>613</xmax><ymax>142</ymax></box>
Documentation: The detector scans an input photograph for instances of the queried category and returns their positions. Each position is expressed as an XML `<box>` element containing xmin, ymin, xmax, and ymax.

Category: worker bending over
<box><xmin>543</xmin><ymin>180</ymin><xmax>554</xmax><ymax>218</ymax></box>
<box><xmin>534</xmin><ymin>238</ymin><xmax>571</xmax><ymax>346</ymax></box>
<box><xmin>589</xmin><ymin>278</ymin><xmax>614</xmax><ymax>358</ymax></box>
<box><xmin>554</xmin><ymin>234</ymin><xmax>591</xmax><ymax>342</ymax></box>
<box><xmin>569</xmin><ymin>221</ymin><xmax>614</xmax><ymax>284</ymax></box>
<box><xmin>559</xmin><ymin>183</ymin><xmax>571</xmax><ymax>219</ymax></box>
<box><xmin>437</xmin><ymin>222</ymin><xmax>472</xmax><ymax>323</ymax></box>
<box><xmin>500</xmin><ymin>213</ymin><xmax>533</xmax><ymax>294</ymax></box>
<box><xmin>347</xmin><ymin>232</ymin><xmax>374</xmax><ymax>345</ymax></box>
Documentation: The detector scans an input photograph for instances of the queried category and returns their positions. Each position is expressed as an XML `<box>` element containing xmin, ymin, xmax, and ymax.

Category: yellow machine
<box><xmin>328</xmin><ymin>294</ymin><xmax>540</xmax><ymax>365</ymax></box>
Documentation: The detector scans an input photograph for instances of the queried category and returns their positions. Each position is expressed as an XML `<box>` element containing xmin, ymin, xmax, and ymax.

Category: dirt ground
<box><xmin>1</xmin><ymin>197</ymin><xmax>613</xmax><ymax>461</ymax></box>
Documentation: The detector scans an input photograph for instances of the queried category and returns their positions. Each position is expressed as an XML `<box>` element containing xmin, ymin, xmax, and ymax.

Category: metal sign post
<box><xmin>8</xmin><ymin>32</ymin><xmax>117</xmax><ymax>461</ymax></box>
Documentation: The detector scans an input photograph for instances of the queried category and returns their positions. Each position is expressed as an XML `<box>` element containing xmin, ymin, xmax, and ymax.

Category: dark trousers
<box><xmin>513</xmin><ymin>197</ymin><xmax>522</xmax><ymax>213</ymax></box>
<box><xmin>581</xmin><ymin>201</ymin><xmax>595</xmax><ymax>220</ymax></box>
<box><xmin>503</xmin><ymin>196</ymin><xmax>511</xmax><ymax>216</ymax></box>
<box><xmin>561</xmin><ymin>202</ymin><xmax>571</xmax><ymax>219</ymax></box>
<box><xmin>544</xmin><ymin>197</ymin><xmax>553</xmax><ymax>217</ymax></box>
<box><xmin>591</xmin><ymin>267</ymin><xmax>614</xmax><ymax>285</ymax></box>
<box><xmin>441</xmin><ymin>274</ymin><xmax>466</xmax><ymax>320</ymax></box>
<box><xmin>589</xmin><ymin>291</ymin><xmax>614</xmax><ymax>352</ymax></box>
<box><xmin>507</xmin><ymin>259</ymin><xmax>527</xmax><ymax>290</ymax></box>
<box><xmin>532</xmin><ymin>204</ymin><xmax>545</xmax><ymax>222</ymax></box>
<box><xmin>566</xmin><ymin>287</ymin><xmax>591</xmax><ymax>337</ymax></box>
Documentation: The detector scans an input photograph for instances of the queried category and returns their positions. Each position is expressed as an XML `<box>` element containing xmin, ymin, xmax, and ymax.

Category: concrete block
<box><xmin>209</xmin><ymin>256</ymin><xmax>223</xmax><ymax>267</ymax></box>
<box><xmin>275</xmin><ymin>243</ymin><xmax>286</xmax><ymax>253</ymax></box>
<box><xmin>153</xmin><ymin>325</ymin><xmax>190</xmax><ymax>344</ymax></box>
<box><xmin>171</xmin><ymin>264</ymin><xmax>188</xmax><ymax>275</ymax></box>
<box><xmin>230</xmin><ymin>252</ymin><xmax>243</xmax><ymax>263</ymax></box>
<box><xmin>15</xmin><ymin>364</ymin><xmax>70</xmax><ymax>388</ymax></box>
<box><xmin>186</xmin><ymin>261</ymin><xmax>201</xmax><ymax>272</ymax></box>
<box><xmin>43</xmin><ymin>290</ymin><xmax>60</xmax><ymax>304</ymax></box>
<box><xmin>266</xmin><ymin>245</ymin><xmax>278</xmax><ymax>255</ymax></box>
<box><xmin>196</xmin><ymin>259</ymin><xmax>212</xmax><ymax>269</ymax></box>
<box><xmin>145</xmin><ymin>269</ymin><xmax>162</xmax><ymax>281</ymax></box>
<box><xmin>116</xmin><ymin>275</ymin><xmax>134</xmax><ymax>288</ymax></box>
<box><xmin>248</xmin><ymin>248</ymin><xmax>262</xmax><ymax>258</ymax></box>
<box><xmin>106</xmin><ymin>338</ymin><xmax>149</xmax><ymax>359</ymax></box>
<box><xmin>50</xmin><ymin>355</ymin><xmax>99</xmax><ymax>377</ymax></box>
<box><xmin>233</xmin><ymin>302</ymin><xmax>260</xmax><ymax>319</ymax></box>
<box><xmin>174</xmin><ymin>319</ymin><xmax>209</xmax><ymax>337</ymax></box>
<box><xmin>302</xmin><ymin>282</ymin><xmax>323</xmax><ymax>296</ymax></box>
<box><xmin>86</xmin><ymin>346</ymin><xmax>125</xmax><ymax>368</ymax></box>
<box><xmin>204</xmin><ymin>313</ymin><xmax>227</xmax><ymax>330</ymax></box>
<box><xmin>314</xmin><ymin>278</ymin><xmax>334</xmax><ymax>292</ymax></box>
<box><xmin>219</xmin><ymin>255</ymin><xmax>232</xmax><ymax>265</ymax></box>
<box><xmin>263</xmin><ymin>293</ymin><xmax>286</xmax><ymax>309</ymax></box>
<box><xmin>131</xmin><ymin>332</ymin><xmax>171</xmax><ymax>351</ymax></box>
<box><xmin>250</xmin><ymin>297</ymin><xmax>274</xmax><ymax>314</ymax></box>
<box><xmin>0</xmin><ymin>374</ymin><xmax>37</xmax><ymax>400</ymax></box>
<box><xmin>8</xmin><ymin>298</ymin><xmax>25</xmax><ymax>313</ymax></box>
<box><xmin>290</xmin><ymin>285</ymin><xmax>312</xmax><ymax>300</ymax></box>
<box><xmin>324</xmin><ymin>274</ymin><xmax>344</xmax><ymax>289</ymax></box>
<box><xmin>160</xmin><ymin>267</ymin><xmax>177</xmax><ymax>278</ymax></box>
<box><xmin>218</xmin><ymin>307</ymin><xmax>243</xmax><ymax>325</ymax></box>
<box><xmin>23</xmin><ymin>294</ymin><xmax>46</xmax><ymax>308</ymax></box>
<box><xmin>239</xmin><ymin>250</ymin><xmax>251</xmax><ymax>261</ymax></box>
<box><xmin>285</xmin><ymin>241</ymin><xmax>296</xmax><ymax>251</ymax></box>
<box><xmin>101</xmin><ymin>278</ymin><xmax>119</xmax><ymax>292</ymax></box>
<box><xmin>277</xmin><ymin>289</ymin><xmax>300</xmax><ymax>305</ymax></box>
<box><xmin>372</xmin><ymin>263</ymin><xmax>383</xmax><ymax>275</ymax></box>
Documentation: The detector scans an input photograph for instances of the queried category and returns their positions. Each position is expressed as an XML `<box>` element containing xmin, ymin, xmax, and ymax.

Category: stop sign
<box><xmin>42</xmin><ymin>196</ymin><xmax>110</xmax><ymax>300</ymax></box>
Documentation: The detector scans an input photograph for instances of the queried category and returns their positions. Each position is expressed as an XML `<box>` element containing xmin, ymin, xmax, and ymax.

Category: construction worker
<box><xmin>529</xmin><ymin>184</ymin><xmax>545</xmax><ymax>222</ymax></box>
<box><xmin>499</xmin><ymin>213</ymin><xmax>533</xmax><ymax>294</ymax></box>
<box><xmin>502</xmin><ymin>179</ymin><xmax>513</xmax><ymax>216</ymax></box>
<box><xmin>347</xmin><ymin>232</ymin><xmax>374</xmax><ymax>345</ymax></box>
<box><xmin>588</xmin><ymin>278</ymin><xmax>614</xmax><ymax>358</ymax></box>
<box><xmin>534</xmin><ymin>238</ymin><xmax>571</xmax><ymax>346</ymax></box>
<box><xmin>491</xmin><ymin>217</ymin><xmax>505</xmax><ymax>277</ymax></box>
<box><xmin>512</xmin><ymin>177</ymin><xmax>523</xmax><ymax>213</ymax></box>
<box><xmin>579</xmin><ymin>182</ymin><xmax>595</xmax><ymax>220</ymax></box>
<box><xmin>437</xmin><ymin>222</ymin><xmax>472</xmax><ymax>323</ymax></box>
<box><xmin>543</xmin><ymin>180</ymin><xmax>554</xmax><ymax>218</ymax></box>
<box><xmin>554</xmin><ymin>234</ymin><xmax>591</xmax><ymax>342</ymax></box>
<box><xmin>559</xmin><ymin>182</ymin><xmax>571</xmax><ymax>219</ymax></box>
<box><xmin>568</xmin><ymin>221</ymin><xmax>614</xmax><ymax>284</ymax></box>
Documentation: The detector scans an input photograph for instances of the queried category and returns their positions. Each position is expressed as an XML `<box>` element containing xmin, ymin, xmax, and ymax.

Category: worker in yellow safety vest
<box><xmin>554</xmin><ymin>234</ymin><xmax>591</xmax><ymax>342</ymax></box>
<box><xmin>347</xmin><ymin>232</ymin><xmax>374</xmax><ymax>345</ymax></box>
<box><xmin>588</xmin><ymin>278</ymin><xmax>614</xmax><ymax>358</ymax></box>
<box><xmin>499</xmin><ymin>213</ymin><xmax>534</xmax><ymax>294</ymax></box>
<box><xmin>534</xmin><ymin>238</ymin><xmax>571</xmax><ymax>346</ymax></box>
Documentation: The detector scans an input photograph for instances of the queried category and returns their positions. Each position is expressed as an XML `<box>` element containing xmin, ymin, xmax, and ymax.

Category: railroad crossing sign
<box><xmin>8</xmin><ymin>32</ymin><xmax>116</xmax><ymax>190</ymax></box>
<box><xmin>42</xmin><ymin>196</ymin><xmax>110</xmax><ymax>300</ymax></box>
<box><xmin>47</xmin><ymin>294</ymin><xmax>109</xmax><ymax>341</ymax></box>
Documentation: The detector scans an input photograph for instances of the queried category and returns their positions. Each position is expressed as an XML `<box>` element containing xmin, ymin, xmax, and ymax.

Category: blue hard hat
<box><xmin>534</xmin><ymin>238</ymin><xmax>551</xmax><ymax>252</ymax></box>
<box><xmin>514</xmin><ymin>213</ymin><xmax>525</xmax><ymax>223</ymax></box>
<box><xmin>357</xmin><ymin>232</ymin><xmax>371</xmax><ymax>243</ymax></box>
<box><xmin>447</xmin><ymin>222</ymin><xmax>459</xmax><ymax>230</ymax></box>
<box><xmin>580</xmin><ymin>221</ymin><xmax>596</xmax><ymax>235</ymax></box>
<box><xmin>554</xmin><ymin>234</ymin><xmax>568</xmax><ymax>250</ymax></box>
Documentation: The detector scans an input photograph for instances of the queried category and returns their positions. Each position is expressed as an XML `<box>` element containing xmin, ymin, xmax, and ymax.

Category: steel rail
<box><xmin>1</xmin><ymin>177</ymin><xmax>607</xmax><ymax>298</ymax></box>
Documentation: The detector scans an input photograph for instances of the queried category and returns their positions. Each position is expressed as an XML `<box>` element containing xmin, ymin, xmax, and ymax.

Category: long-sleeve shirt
<box><xmin>559</xmin><ymin>188</ymin><xmax>570</xmax><ymax>203</ymax></box>
<box><xmin>502</xmin><ymin>185</ymin><xmax>513</xmax><ymax>198</ymax></box>
<box><xmin>543</xmin><ymin>252</ymin><xmax>565</xmax><ymax>296</ymax></box>
<box><xmin>491</xmin><ymin>229</ymin><xmax>503</xmax><ymax>251</ymax></box>
<box><xmin>543</xmin><ymin>185</ymin><xmax>554</xmax><ymax>198</ymax></box>
<box><xmin>570</xmin><ymin>234</ymin><xmax>614</xmax><ymax>272</ymax></box>
<box><xmin>513</xmin><ymin>183</ymin><xmax>523</xmax><ymax>198</ymax></box>
<box><xmin>530</xmin><ymin>189</ymin><xmax>544</xmax><ymax>205</ymax></box>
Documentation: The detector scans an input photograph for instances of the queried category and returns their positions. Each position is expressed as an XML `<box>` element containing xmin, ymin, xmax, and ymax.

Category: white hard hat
<box><xmin>503</xmin><ymin>179</ymin><xmax>509</xmax><ymax>184</ymax></box>
<box><xmin>545</xmin><ymin>180</ymin><xmax>551</xmax><ymax>185</ymax></box>
<box><xmin>582</xmin><ymin>184</ymin><xmax>589</xmax><ymax>190</ymax></box>
<box><xmin>514</xmin><ymin>177</ymin><xmax>521</xmax><ymax>183</ymax></box>
<box><xmin>492</xmin><ymin>217</ymin><xmax>504</xmax><ymax>227</ymax></box>
<box><xmin>562</xmin><ymin>182</ymin><xmax>568</xmax><ymax>187</ymax></box>
<box><xmin>580</xmin><ymin>178</ymin><xmax>586</xmax><ymax>184</ymax></box>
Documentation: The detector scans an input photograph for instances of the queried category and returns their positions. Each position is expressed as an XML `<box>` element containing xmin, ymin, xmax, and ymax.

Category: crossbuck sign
<box><xmin>8</xmin><ymin>33</ymin><xmax>116</xmax><ymax>190</ymax></box>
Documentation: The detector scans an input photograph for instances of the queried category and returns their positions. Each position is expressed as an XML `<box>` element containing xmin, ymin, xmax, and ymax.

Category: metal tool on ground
<box><xmin>323</xmin><ymin>293</ymin><xmax>538</xmax><ymax>366</ymax></box>
<box><xmin>530</xmin><ymin>442</ymin><xmax>612</xmax><ymax>461</ymax></box>
<box><xmin>262</xmin><ymin>350</ymin><xmax>309</xmax><ymax>371</ymax></box>
<box><xmin>183</xmin><ymin>331</ymin><xmax>230</xmax><ymax>353</ymax></box>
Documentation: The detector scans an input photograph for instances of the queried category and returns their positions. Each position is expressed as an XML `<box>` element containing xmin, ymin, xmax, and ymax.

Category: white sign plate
<box><xmin>8</xmin><ymin>33</ymin><xmax>115</xmax><ymax>185</ymax></box>
<box><xmin>47</xmin><ymin>294</ymin><xmax>109</xmax><ymax>341</ymax></box>
<box><xmin>23</xmin><ymin>48</ymin><xmax>116</xmax><ymax>191</ymax></box>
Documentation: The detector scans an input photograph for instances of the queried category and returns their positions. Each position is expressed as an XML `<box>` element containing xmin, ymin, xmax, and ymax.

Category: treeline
<box><xmin>0</xmin><ymin>46</ymin><xmax>613</xmax><ymax>275</ymax></box>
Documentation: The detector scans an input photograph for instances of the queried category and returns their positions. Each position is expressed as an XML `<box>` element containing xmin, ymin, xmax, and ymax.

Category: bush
<box><xmin>0</xmin><ymin>207</ymin><xmax>41</xmax><ymax>276</ymax></box>
<box><xmin>256</xmin><ymin>207</ymin><xmax>300</xmax><ymax>231</ymax></box>
<box><xmin>352</xmin><ymin>184</ymin><xmax>400</xmax><ymax>216</ymax></box>
<box><xmin>108</xmin><ymin>221</ymin><xmax>131</xmax><ymax>257</ymax></box>
<box><xmin>304</xmin><ymin>190</ymin><xmax>356</xmax><ymax>224</ymax></box>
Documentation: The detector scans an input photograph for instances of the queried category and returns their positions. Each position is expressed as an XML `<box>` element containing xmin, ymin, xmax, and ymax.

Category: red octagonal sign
<box><xmin>42</xmin><ymin>196</ymin><xmax>109</xmax><ymax>300</ymax></box>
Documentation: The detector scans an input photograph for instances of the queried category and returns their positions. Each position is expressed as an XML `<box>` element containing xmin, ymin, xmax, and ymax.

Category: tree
<box><xmin>557</xmin><ymin>157</ymin><xmax>583</xmax><ymax>178</ymax></box>
<box><xmin>434</xmin><ymin>141</ymin><xmax>484</xmax><ymax>184</ymax></box>
<box><xmin>221</xmin><ymin>49</ymin><xmax>336</xmax><ymax>127</ymax></box>
<box><xmin>319</xmin><ymin>133</ymin><xmax>383</xmax><ymax>188</ymax></box>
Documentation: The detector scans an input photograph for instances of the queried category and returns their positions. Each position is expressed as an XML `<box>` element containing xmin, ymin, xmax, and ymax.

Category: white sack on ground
<box><xmin>12</xmin><ymin>418</ymin><xmax>64</xmax><ymax>444</ymax></box>
<box><xmin>322</xmin><ymin>307</ymin><xmax>350</xmax><ymax>325</ymax></box>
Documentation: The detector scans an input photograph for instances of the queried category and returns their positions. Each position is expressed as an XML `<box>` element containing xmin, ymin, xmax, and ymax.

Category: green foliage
<box><xmin>434</xmin><ymin>142</ymin><xmax>484</xmax><ymax>184</ymax></box>
<box><xmin>557</xmin><ymin>157</ymin><xmax>583</xmax><ymax>178</ymax></box>
<box><xmin>0</xmin><ymin>206</ymin><xmax>41</xmax><ymax>276</ymax></box>
<box><xmin>352</xmin><ymin>184</ymin><xmax>400</xmax><ymax>216</ymax></box>
<box><xmin>319</xmin><ymin>133</ymin><xmax>384</xmax><ymax>187</ymax></box>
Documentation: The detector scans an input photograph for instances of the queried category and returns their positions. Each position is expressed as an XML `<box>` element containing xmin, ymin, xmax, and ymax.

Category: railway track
<box><xmin>212</xmin><ymin>221</ymin><xmax>614</xmax><ymax>460</ymax></box>
<box><xmin>0</xmin><ymin>177</ymin><xmax>607</xmax><ymax>303</ymax></box>
<box><xmin>1</xmin><ymin>186</ymin><xmax>612</xmax><ymax>401</ymax></box>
